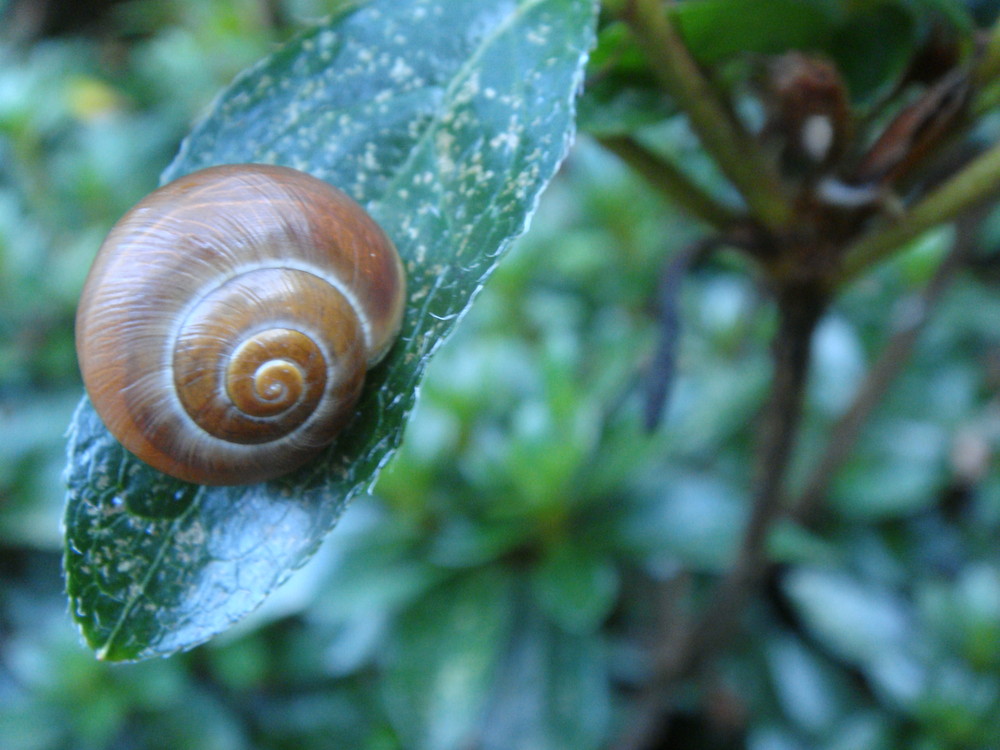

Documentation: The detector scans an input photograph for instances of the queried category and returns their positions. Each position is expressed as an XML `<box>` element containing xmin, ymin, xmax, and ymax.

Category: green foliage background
<box><xmin>3</xmin><ymin>0</ymin><xmax>1000</xmax><ymax>749</ymax></box>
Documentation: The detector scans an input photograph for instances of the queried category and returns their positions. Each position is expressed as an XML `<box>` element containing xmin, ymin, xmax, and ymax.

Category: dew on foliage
<box><xmin>66</xmin><ymin>0</ymin><xmax>599</xmax><ymax>661</ymax></box>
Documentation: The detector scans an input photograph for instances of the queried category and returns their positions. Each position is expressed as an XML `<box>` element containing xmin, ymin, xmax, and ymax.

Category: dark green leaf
<box><xmin>579</xmin><ymin>23</ymin><xmax>675</xmax><ymax>136</ymax></box>
<box><xmin>829</xmin><ymin>4</ymin><xmax>918</xmax><ymax>104</ymax></box>
<box><xmin>578</xmin><ymin>79</ymin><xmax>675</xmax><ymax>136</ymax></box>
<box><xmin>64</xmin><ymin>0</ymin><xmax>599</xmax><ymax>661</ymax></box>
<box><xmin>674</xmin><ymin>0</ymin><xmax>833</xmax><ymax>65</ymax></box>
<box><xmin>531</xmin><ymin>541</ymin><xmax>618</xmax><ymax>633</ymax></box>
<box><xmin>766</xmin><ymin>520</ymin><xmax>841</xmax><ymax>566</ymax></box>
<box><xmin>831</xmin><ymin>419</ymin><xmax>948</xmax><ymax>520</ymax></box>
<box><xmin>766</xmin><ymin>634</ymin><xmax>844</xmax><ymax>734</ymax></box>
<box><xmin>309</xmin><ymin>505</ymin><xmax>443</xmax><ymax>623</ymax></box>
<box><xmin>913</xmin><ymin>0</ymin><xmax>976</xmax><ymax>35</ymax></box>
<box><xmin>480</xmin><ymin>597</ymin><xmax>610</xmax><ymax>750</ymax></box>
<box><xmin>783</xmin><ymin>567</ymin><xmax>926</xmax><ymax>708</ymax></box>
<box><xmin>622</xmin><ymin>473</ymin><xmax>746</xmax><ymax>572</ymax></box>
<box><xmin>381</xmin><ymin>567</ymin><xmax>516</xmax><ymax>750</ymax></box>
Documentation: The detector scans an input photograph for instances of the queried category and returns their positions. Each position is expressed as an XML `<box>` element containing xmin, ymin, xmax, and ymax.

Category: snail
<box><xmin>75</xmin><ymin>164</ymin><xmax>406</xmax><ymax>486</ymax></box>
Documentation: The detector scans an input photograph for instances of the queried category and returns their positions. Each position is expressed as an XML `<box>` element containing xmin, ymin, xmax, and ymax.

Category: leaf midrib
<box><xmin>94</xmin><ymin>495</ymin><xmax>201</xmax><ymax>661</ymax></box>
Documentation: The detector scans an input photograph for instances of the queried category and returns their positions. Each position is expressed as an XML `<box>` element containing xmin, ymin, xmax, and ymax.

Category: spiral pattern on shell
<box><xmin>75</xmin><ymin>164</ymin><xmax>406</xmax><ymax>485</ymax></box>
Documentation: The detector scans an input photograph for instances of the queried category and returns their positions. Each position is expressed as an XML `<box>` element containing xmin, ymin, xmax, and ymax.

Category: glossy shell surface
<box><xmin>76</xmin><ymin>164</ymin><xmax>405</xmax><ymax>485</ymax></box>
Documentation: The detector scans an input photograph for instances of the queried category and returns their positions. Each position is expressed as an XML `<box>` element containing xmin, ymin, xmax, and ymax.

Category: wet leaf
<box><xmin>64</xmin><ymin>0</ymin><xmax>598</xmax><ymax>661</ymax></box>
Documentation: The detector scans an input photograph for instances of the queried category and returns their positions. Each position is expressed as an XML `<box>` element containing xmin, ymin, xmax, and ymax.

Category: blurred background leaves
<box><xmin>3</xmin><ymin>0</ymin><xmax>1000</xmax><ymax>748</ymax></box>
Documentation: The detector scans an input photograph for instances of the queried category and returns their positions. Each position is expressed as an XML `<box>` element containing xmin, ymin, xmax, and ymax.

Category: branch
<box><xmin>610</xmin><ymin>0</ymin><xmax>793</xmax><ymax>232</ymax></box>
<box><xmin>642</xmin><ymin>239</ymin><xmax>722</xmax><ymax>431</ymax></box>
<box><xmin>674</xmin><ymin>285</ymin><xmax>825</xmax><ymax>666</ymax></box>
<box><xmin>615</xmin><ymin>282</ymin><xmax>826</xmax><ymax>750</ymax></box>
<box><xmin>972</xmin><ymin>17</ymin><xmax>1000</xmax><ymax>116</ymax></box>
<box><xmin>598</xmin><ymin>135</ymin><xmax>742</xmax><ymax>230</ymax></box>
<box><xmin>975</xmin><ymin>15</ymin><xmax>1000</xmax><ymax>87</ymax></box>
<box><xmin>838</xmin><ymin>140</ymin><xmax>1000</xmax><ymax>282</ymax></box>
<box><xmin>793</xmin><ymin>220</ymin><xmax>975</xmax><ymax>523</ymax></box>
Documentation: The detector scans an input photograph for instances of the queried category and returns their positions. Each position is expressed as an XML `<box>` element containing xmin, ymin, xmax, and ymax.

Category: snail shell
<box><xmin>75</xmin><ymin>164</ymin><xmax>406</xmax><ymax>486</ymax></box>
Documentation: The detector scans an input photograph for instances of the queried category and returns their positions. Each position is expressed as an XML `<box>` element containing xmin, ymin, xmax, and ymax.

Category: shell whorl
<box><xmin>75</xmin><ymin>164</ymin><xmax>406</xmax><ymax>486</ymax></box>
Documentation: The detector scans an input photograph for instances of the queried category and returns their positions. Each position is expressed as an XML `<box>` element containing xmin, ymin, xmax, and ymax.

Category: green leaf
<box><xmin>622</xmin><ymin>473</ymin><xmax>746</xmax><ymax>572</ymax></box>
<box><xmin>831</xmin><ymin>419</ymin><xmax>948</xmax><ymax>520</ymax></box>
<box><xmin>381</xmin><ymin>568</ymin><xmax>516</xmax><ymax>750</ymax></box>
<box><xmin>783</xmin><ymin>567</ymin><xmax>926</xmax><ymax>708</ymax></box>
<box><xmin>531</xmin><ymin>541</ymin><xmax>619</xmax><ymax>633</ymax></box>
<box><xmin>480</xmin><ymin>597</ymin><xmax>610</xmax><ymax>750</ymax></box>
<box><xmin>578</xmin><ymin>23</ymin><xmax>675</xmax><ymax>136</ymax></box>
<box><xmin>766</xmin><ymin>634</ymin><xmax>844</xmax><ymax>734</ymax></box>
<box><xmin>64</xmin><ymin>0</ymin><xmax>599</xmax><ymax>661</ymax></box>
<box><xmin>913</xmin><ymin>0</ymin><xmax>975</xmax><ymax>36</ymax></box>
<box><xmin>829</xmin><ymin>3</ymin><xmax>918</xmax><ymax>104</ymax></box>
<box><xmin>673</xmin><ymin>0</ymin><xmax>833</xmax><ymax>65</ymax></box>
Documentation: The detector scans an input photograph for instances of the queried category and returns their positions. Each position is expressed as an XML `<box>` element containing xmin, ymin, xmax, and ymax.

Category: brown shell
<box><xmin>75</xmin><ymin>164</ymin><xmax>406</xmax><ymax>485</ymax></box>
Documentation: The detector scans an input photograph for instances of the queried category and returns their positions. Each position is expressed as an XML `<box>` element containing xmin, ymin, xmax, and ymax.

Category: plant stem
<box><xmin>643</xmin><ymin>239</ymin><xmax>721</xmax><ymax>430</ymax></box>
<box><xmin>598</xmin><ymin>135</ymin><xmax>741</xmax><ymax>229</ymax></box>
<box><xmin>794</xmin><ymin>222</ymin><xmax>973</xmax><ymax>523</ymax></box>
<box><xmin>975</xmin><ymin>16</ymin><xmax>1000</xmax><ymax>87</ymax></box>
<box><xmin>673</xmin><ymin>284</ymin><xmax>824</xmax><ymax>668</ymax></box>
<box><xmin>839</xmin><ymin>141</ymin><xmax>1000</xmax><ymax>282</ymax></box>
<box><xmin>615</xmin><ymin>283</ymin><xmax>825</xmax><ymax>750</ymax></box>
<box><xmin>612</xmin><ymin>0</ymin><xmax>793</xmax><ymax>231</ymax></box>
